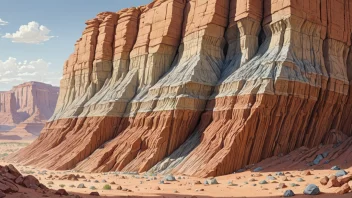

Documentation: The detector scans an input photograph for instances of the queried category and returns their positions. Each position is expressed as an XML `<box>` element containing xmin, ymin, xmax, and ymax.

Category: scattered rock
<box><xmin>90</xmin><ymin>192</ymin><xmax>100</xmax><ymax>196</ymax></box>
<box><xmin>193</xmin><ymin>180</ymin><xmax>201</xmax><ymax>185</ymax></box>
<box><xmin>337</xmin><ymin>174</ymin><xmax>352</xmax><ymax>184</ymax></box>
<box><xmin>208</xmin><ymin>178</ymin><xmax>219</xmax><ymax>185</ymax></box>
<box><xmin>253</xmin><ymin>167</ymin><xmax>263</xmax><ymax>172</ymax></box>
<box><xmin>336</xmin><ymin>170</ymin><xmax>348</xmax><ymax>177</ymax></box>
<box><xmin>336</xmin><ymin>183</ymin><xmax>351</xmax><ymax>194</ymax></box>
<box><xmin>283</xmin><ymin>189</ymin><xmax>295</xmax><ymax>197</ymax></box>
<box><xmin>259</xmin><ymin>180</ymin><xmax>268</xmax><ymax>184</ymax></box>
<box><xmin>55</xmin><ymin>189</ymin><xmax>68</xmax><ymax>196</ymax></box>
<box><xmin>164</xmin><ymin>175</ymin><xmax>176</xmax><ymax>181</ymax></box>
<box><xmin>320</xmin><ymin>176</ymin><xmax>329</xmax><ymax>185</ymax></box>
<box><xmin>267</xmin><ymin>176</ymin><xmax>276</xmax><ymax>180</ymax></box>
<box><xmin>277</xmin><ymin>183</ymin><xmax>287</xmax><ymax>189</ymax></box>
<box><xmin>303</xmin><ymin>184</ymin><xmax>320</xmax><ymax>195</ymax></box>
<box><xmin>282</xmin><ymin>176</ymin><xmax>289</xmax><ymax>181</ymax></box>
<box><xmin>22</xmin><ymin>175</ymin><xmax>40</xmax><ymax>189</ymax></box>
<box><xmin>77</xmin><ymin>183</ymin><xmax>86</xmax><ymax>188</ymax></box>
<box><xmin>327</xmin><ymin>175</ymin><xmax>341</xmax><ymax>188</ymax></box>
<box><xmin>331</xmin><ymin>166</ymin><xmax>340</xmax><ymax>170</ymax></box>
<box><xmin>154</xmin><ymin>186</ymin><xmax>160</xmax><ymax>190</ymax></box>
<box><xmin>116</xmin><ymin>185</ymin><xmax>122</xmax><ymax>190</ymax></box>
<box><xmin>301</xmin><ymin>170</ymin><xmax>312</xmax><ymax>176</ymax></box>
<box><xmin>15</xmin><ymin>176</ymin><xmax>24</xmax><ymax>185</ymax></box>
<box><xmin>296</xmin><ymin>178</ymin><xmax>304</xmax><ymax>182</ymax></box>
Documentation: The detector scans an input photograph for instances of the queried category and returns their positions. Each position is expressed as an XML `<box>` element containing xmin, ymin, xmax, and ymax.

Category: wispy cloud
<box><xmin>2</xmin><ymin>21</ymin><xmax>55</xmax><ymax>44</ymax></box>
<box><xmin>0</xmin><ymin>18</ymin><xmax>8</xmax><ymax>26</ymax></box>
<box><xmin>0</xmin><ymin>57</ymin><xmax>61</xmax><ymax>90</ymax></box>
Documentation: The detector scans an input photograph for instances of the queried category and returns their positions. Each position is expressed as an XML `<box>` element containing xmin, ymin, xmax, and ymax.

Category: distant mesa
<box><xmin>0</xmin><ymin>81</ymin><xmax>59</xmax><ymax>140</ymax></box>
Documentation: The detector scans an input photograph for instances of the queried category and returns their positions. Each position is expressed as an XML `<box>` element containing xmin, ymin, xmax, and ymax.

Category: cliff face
<box><xmin>11</xmin><ymin>0</ymin><xmax>352</xmax><ymax>177</ymax></box>
<box><xmin>0</xmin><ymin>82</ymin><xmax>59</xmax><ymax>139</ymax></box>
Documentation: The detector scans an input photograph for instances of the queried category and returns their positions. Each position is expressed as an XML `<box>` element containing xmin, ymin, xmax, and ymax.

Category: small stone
<box><xmin>267</xmin><ymin>176</ymin><xmax>276</xmax><ymax>180</ymax></box>
<box><xmin>290</xmin><ymin>183</ymin><xmax>299</xmax><ymax>187</ymax></box>
<box><xmin>282</xmin><ymin>176</ymin><xmax>289</xmax><ymax>181</ymax></box>
<box><xmin>331</xmin><ymin>166</ymin><xmax>340</xmax><ymax>170</ymax></box>
<box><xmin>296</xmin><ymin>178</ymin><xmax>304</xmax><ymax>182</ymax></box>
<box><xmin>174</xmin><ymin>190</ymin><xmax>178</xmax><ymax>193</ymax></box>
<box><xmin>337</xmin><ymin>174</ymin><xmax>352</xmax><ymax>184</ymax></box>
<box><xmin>301</xmin><ymin>170</ymin><xmax>312</xmax><ymax>176</ymax></box>
<box><xmin>77</xmin><ymin>183</ymin><xmax>86</xmax><ymax>188</ymax></box>
<box><xmin>276</xmin><ymin>172</ymin><xmax>285</xmax><ymax>176</ymax></box>
<box><xmin>327</xmin><ymin>175</ymin><xmax>341</xmax><ymax>188</ymax></box>
<box><xmin>320</xmin><ymin>176</ymin><xmax>329</xmax><ymax>185</ymax></box>
<box><xmin>159</xmin><ymin>180</ymin><xmax>165</xmax><ymax>184</ymax></box>
<box><xmin>193</xmin><ymin>180</ymin><xmax>201</xmax><ymax>185</ymax></box>
<box><xmin>89</xmin><ymin>192</ymin><xmax>100</xmax><ymax>196</ymax></box>
<box><xmin>283</xmin><ymin>189</ymin><xmax>295</xmax><ymax>197</ymax></box>
<box><xmin>303</xmin><ymin>184</ymin><xmax>320</xmax><ymax>195</ymax></box>
<box><xmin>208</xmin><ymin>178</ymin><xmax>219</xmax><ymax>185</ymax></box>
<box><xmin>277</xmin><ymin>183</ymin><xmax>287</xmax><ymax>189</ymax></box>
<box><xmin>164</xmin><ymin>175</ymin><xmax>176</xmax><ymax>181</ymax></box>
<box><xmin>154</xmin><ymin>186</ymin><xmax>160</xmax><ymax>190</ymax></box>
<box><xmin>116</xmin><ymin>185</ymin><xmax>122</xmax><ymax>190</ymax></box>
<box><xmin>55</xmin><ymin>189</ymin><xmax>68</xmax><ymax>196</ymax></box>
<box><xmin>259</xmin><ymin>180</ymin><xmax>268</xmax><ymax>184</ymax></box>
<box><xmin>253</xmin><ymin>167</ymin><xmax>263</xmax><ymax>172</ymax></box>
<box><xmin>336</xmin><ymin>183</ymin><xmax>351</xmax><ymax>194</ymax></box>
<box><xmin>336</xmin><ymin>170</ymin><xmax>348</xmax><ymax>177</ymax></box>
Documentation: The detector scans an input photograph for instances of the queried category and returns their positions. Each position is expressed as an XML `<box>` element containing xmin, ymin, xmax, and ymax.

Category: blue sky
<box><xmin>0</xmin><ymin>0</ymin><xmax>150</xmax><ymax>90</ymax></box>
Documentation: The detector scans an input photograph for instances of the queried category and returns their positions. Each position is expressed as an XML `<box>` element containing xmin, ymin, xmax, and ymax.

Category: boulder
<box><xmin>320</xmin><ymin>176</ymin><xmax>329</xmax><ymax>185</ymax></box>
<box><xmin>336</xmin><ymin>183</ymin><xmax>351</xmax><ymax>194</ymax></box>
<box><xmin>303</xmin><ymin>184</ymin><xmax>320</xmax><ymax>195</ymax></box>
<box><xmin>55</xmin><ymin>189</ymin><xmax>69</xmax><ymax>196</ymax></box>
<box><xmin>283</xmin><ymin>190</ymin><xmax>295</xmax><ymax>197</ymax></box>
<box><xmin>22</xmin><ymin>175</ymin><xmax>40</xmax><ymax>189</ymax></box>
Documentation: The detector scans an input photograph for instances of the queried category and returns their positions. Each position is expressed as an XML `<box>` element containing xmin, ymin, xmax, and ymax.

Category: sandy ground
<box><xmin>2</xmin><ymin>140</ymin><xmax>352</xmax><ymax>197</ymax></box>
<box><xmin>0</xmin><ymin>140</ymin><xmax>31</xmax><ymax>160</ymax></box>
<box><xmin>1</xmin><ymin>163</ymin><xmax>351</xmax><ymax>197</ymax></box>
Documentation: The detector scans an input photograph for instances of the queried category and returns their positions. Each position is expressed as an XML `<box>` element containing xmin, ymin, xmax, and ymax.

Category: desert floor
<box><xmin>1</xmin><ymin>140</ymin><xmax>352</xmax><ymax>198</ymax></box>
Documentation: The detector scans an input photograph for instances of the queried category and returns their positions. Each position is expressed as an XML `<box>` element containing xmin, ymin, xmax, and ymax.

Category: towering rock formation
<box><xmin>10</xmin><ymin>0</ymin><xmax>352</xmax><ymax>177</ymax></box>
<box><xmin>0</xmin><ymin>82</ymin><xmax>59</xmax><ymax>139</ymax></box>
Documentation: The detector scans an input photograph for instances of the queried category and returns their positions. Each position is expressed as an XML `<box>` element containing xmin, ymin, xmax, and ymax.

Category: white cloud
<box><xmin>2</xmin><ymin>21</ymin><xmax>55</xmax><ymax>44</ymax></box>
<box><xmin>0</xmin><ymin>18</ymin><xmax>8</xmax><ymax>26</ymax></box>
<box><xmin>0</xmin><ymin>57</ymin><xmax>61</xmax><ymax>90</ymax></box>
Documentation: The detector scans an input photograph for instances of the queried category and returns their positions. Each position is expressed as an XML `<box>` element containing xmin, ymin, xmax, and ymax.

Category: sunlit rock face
<box><xmin>11</xmin><ymin>0</ymin><xmax>352</xmax><ymax>177</ymax></box>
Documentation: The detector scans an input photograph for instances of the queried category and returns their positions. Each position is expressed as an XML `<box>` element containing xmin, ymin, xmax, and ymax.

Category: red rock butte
<box><xmin>10</xmin><ymin>0</ymin><xmax>352</xmax><ymax>177</ymax></box>
<box><xmin>0</xmin><ymin>82</ymin><xmax>59</xmax><ymax>140</ymax></box>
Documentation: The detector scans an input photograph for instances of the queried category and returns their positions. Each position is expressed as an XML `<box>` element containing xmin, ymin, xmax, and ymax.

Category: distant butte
<box><xmin>9</xmin><ymin>0</ymin><xmax>352</xmax><ymax>177</ymax></box>
<box><xmin>0</xmin><ymin>82</ymin><xmax>59</xmax><ymax>140</ymax></box>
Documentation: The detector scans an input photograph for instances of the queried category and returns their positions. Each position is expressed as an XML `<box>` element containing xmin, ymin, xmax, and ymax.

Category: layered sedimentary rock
<box><xmin>0</xmin><ymin>82</ymin><xmax>59</xmax><ymax>139</ymax></box>
<box><xmin>10</xmin><ymin>0</ymin><xmax>352</xmax><ymax>177</ymax></box>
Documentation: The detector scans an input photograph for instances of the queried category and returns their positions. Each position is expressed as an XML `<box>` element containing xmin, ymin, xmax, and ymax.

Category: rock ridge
<box><xmin>10</xmin><ymin>0</ymin><xmax>352</xmax><ymax>177</ymax></box>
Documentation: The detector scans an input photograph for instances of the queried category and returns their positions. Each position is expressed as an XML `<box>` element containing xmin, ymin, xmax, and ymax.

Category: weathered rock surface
<box><xmin>0</xmin><ymin>82</ymin><xmax>59</xmax><ymax>139</ymax></box>
<box><xmin>10</xmin><ymin>0</ymin><xmax>352</xmax><ymax>177</ymax></box>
